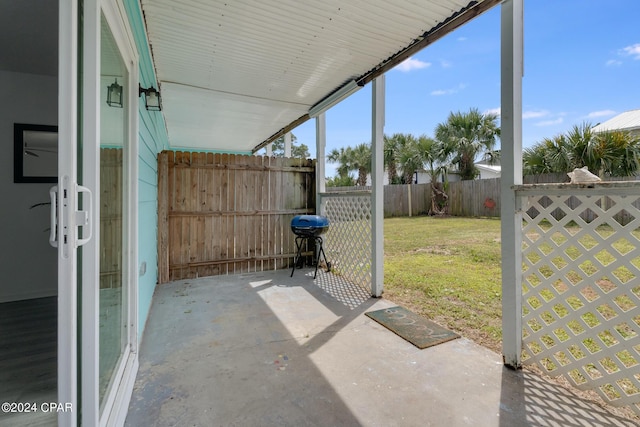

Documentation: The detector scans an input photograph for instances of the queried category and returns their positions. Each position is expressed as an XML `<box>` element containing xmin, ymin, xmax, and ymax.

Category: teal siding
<box><xmin>122</xmin><ymin>0</ymin><xmax>258</xmax><ymax>339</ymax></box>
<box><xmin>124</xmin><ymin>0</ymin><xmax>169</xmax><ymax>339</ymax></box>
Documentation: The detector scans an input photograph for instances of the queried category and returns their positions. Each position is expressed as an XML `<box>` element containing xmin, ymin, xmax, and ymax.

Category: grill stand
<box><xmin>290</xmin><ymin>236</ymin><xmax>330</xmax><ymax>279</ymax></box>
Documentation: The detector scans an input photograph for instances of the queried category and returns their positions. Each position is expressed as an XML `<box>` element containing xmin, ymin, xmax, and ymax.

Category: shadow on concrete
<box><xmin>126</xmin><ymin>268</ymin><xmax>639</xmax><ymax>426</ymax></box>
<box><xmin>125</xmin><ymin>269</ymin><xmax>377</xmax><ymax>426</ymax></box>
<box><xmin>499</xmin><ymin>366</ymin><xmax>637</xmax><ymax>427</ymax></box>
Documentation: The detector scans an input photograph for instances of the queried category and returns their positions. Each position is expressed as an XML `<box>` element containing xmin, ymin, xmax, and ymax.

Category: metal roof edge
<box><xmin>251</xmin><ymin>0</ymin><xmax>502</xmax><ymax>153</ymax></box>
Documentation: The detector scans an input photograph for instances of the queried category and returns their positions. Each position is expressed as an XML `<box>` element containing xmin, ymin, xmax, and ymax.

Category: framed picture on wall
<box><xmin>14</xmin><ymin>123</ymin><xmax>58</xmax><ymax>183</ymax></box>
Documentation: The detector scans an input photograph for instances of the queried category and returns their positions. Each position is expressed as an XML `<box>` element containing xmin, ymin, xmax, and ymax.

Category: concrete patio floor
<box><xmin>125</xmin><ymin>268</ymin><xmax>636</xmax><ymax>427</ymax></box>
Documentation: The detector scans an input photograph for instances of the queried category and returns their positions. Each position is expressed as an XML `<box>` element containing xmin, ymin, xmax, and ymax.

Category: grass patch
<box><xmin>384</xmin><ymin>216</ymin><xmax>503</xmax><ymax>351</ymax></box>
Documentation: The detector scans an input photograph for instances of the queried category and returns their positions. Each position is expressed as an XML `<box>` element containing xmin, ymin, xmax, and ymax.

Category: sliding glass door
<box><xmin>57</xmin><ymin>1</ymin><xmax>138</xmax><ymax>425</ymax></box>
<box><xmin>98</xmin><ymin>11</ymin><xmax>130</xmax><ymax>414</ymax></box>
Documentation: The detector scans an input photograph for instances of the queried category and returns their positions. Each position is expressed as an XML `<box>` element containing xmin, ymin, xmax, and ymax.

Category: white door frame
<box><xmin>83</xmin><ymin>0</ymin><xmax>140</xmax><ymax>425</ymax></box>
<box><xmin>58</xmin><ymin>0</ymin><xmax>139</xmax><ymax>425</ymax></box>
<box><xmin>57</xmin><ymin>1</ymin><xmax>80</xmax><ymax>425</ymax></box>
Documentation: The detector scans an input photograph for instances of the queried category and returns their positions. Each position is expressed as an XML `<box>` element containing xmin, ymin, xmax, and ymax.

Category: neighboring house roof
<box><xmin>476</xmin><ymin>164</ymin><xmax>501</xmax><ymax>174</ymax></box>
<box><xmin>592</xmin><ymin>109</ymin><xmax>640</xmax><ymax>133</ymax></box>
<box><xmin>139</xmin><ymin>0</ymin><xmax>500</xmax><ymax>153</ymax></box>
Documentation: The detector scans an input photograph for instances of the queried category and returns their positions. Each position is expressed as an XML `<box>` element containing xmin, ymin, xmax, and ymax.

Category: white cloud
<box><xmin>440</xmin><ymin>59</ymin><xmax>452</xmax><ymax>68</ymax></box>
<box><xmin>606</xmin><ymin>59</ymin><xmax>622</xmax><ymax>67</ymax></box>
<box><xmin>621</xmin><ymin>43</ymin><xmax>640</xmax><ymax>59</ymax></box>
<box><xmin>395</xmin><ymin>57</ymin><xmax>431</xmax><ymax>72</ymax></box>
<box><xmin>457</xmin><ymin>36</ymin><xmax>467</xmax><ymax>42</ymax></box>
<box><xmin>484</xmin><ymin>107</ymin><xmax>501</xmax><ymax>117</ymax></box>
<box><xmin>523</xmin><ymin>110</ymin><xmax>549</xmax><ymax>119</ymax></box>
<box><xmin>587</xmin><ymin>110</ymin><xmax>616</xmax><ymax>118</ymax></box>
<box><xmin>430</xmin><ymin>83</ymin><xmax>467</xmax><ymax>96</ymax></box>
<box><xmin>536</xmin><ymin>117</ymin><xmax>564</xmax><ymax>127</ymax></box>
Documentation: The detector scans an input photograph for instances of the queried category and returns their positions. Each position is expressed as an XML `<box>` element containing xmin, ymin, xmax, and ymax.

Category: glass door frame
<box><xmin>57</xmin><ymin>0</ymin><xmax>138</xmax><ymax>425</ymax></box>
<box><xmin>82</xmin><ymin>0</ymin><xmax>139</xmax><ymax>425</ymax></box>
<box><xmin>57</xmin><ymin>1</ymin><xmax>81</xmax><ymax>425</ymax></box>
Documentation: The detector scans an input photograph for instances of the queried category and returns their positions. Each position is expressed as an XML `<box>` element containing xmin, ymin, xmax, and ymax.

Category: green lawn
<box><xmin>383</xmin><ymin>216</ymin><xmax>503</xmax><ymax>353</ymax></box>
<box><xmin>382</xmin><ymin>217</ymin><xmax>640</xmax><ymax>422</ymax></box>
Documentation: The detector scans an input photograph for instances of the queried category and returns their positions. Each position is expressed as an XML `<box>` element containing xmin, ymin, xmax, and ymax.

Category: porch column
<box><xmin>315</xmin><ymin>113</ymin><xmax>326</xmax><ymax>214</ymax></box>
<box><xmin>371</xmin><ymin>76</ymin><xmax>385</xmax><ymax>297</ymax></box>
<box><xmin>265</xmin><ymin>143</ymin><xmax>272</xmax><ymax>157</ymax></box>
<box><xmin>284</xmin><ymin>132</ymin><xmax>292</xmax><ymax>158</ymax></box>
<box><xmin>500</xmin><ymin>0</ymin><xmax>524</xmax><ymax>368</ymax></box>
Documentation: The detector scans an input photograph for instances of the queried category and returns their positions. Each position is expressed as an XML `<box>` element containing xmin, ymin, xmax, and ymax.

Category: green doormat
<box><xmin>365</xmin><ymin>306</ymin><xmax>460</xmax><ymax>349</ymax></box>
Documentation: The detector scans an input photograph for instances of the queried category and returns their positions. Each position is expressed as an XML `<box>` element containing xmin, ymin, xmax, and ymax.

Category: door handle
<box><xmin>76</xmin><ymin>185</ymin><xmax>92</xmax><ymax>247</ymax></box>
<box><xmin>49</xmin><ymin>185</ymin><xmax>58</xmax><ymax>248</ymax></box>
<box><xmin>58</xmin><ymin>176</ymin><xmax>94</xmax><ymax>257</ymax></box>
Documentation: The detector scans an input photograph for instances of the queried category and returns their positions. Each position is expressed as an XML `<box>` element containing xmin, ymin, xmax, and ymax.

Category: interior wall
<box><xmin>0</xmin><ymin>70</ymin><xmax>58</xmax><ymax>302</ymax></box>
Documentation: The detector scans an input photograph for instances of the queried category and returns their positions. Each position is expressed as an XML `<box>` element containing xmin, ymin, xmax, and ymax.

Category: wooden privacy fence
<box><xmin>447</xmin><ymin>178</ymin><xmax>502</xmax><ymax>218</ymax></box>
<box><xmin>448</xmin><ymin>174</ymin><xmax>640</xmax><ymax>219</ymax></box>
<box><xmin>157</xmin><ymin>151</ymin><xmax>316</xmax><ymax>283</ymax></box>
<box><xmin>328</xmin><ymin>184</ymin><xmax>432</xmax><ymax>217</ymax></box>
<box><xmin>326</xmin><ymin>173</ymin><xmax>635</xmax><ymax>218</ymax></box>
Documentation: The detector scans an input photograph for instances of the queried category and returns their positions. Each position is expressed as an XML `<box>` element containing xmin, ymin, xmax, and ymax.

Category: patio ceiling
<box><xmin>139</xmin><ymin>0</ymin><xmax>500</xmax><ymax>153</ymax></box>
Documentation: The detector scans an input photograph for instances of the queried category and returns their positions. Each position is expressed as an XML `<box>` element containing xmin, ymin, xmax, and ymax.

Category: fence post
<box><xmin>157</xmin><ymin>151</ymin><xmax>170</xmax><ymax>284</ymax></box>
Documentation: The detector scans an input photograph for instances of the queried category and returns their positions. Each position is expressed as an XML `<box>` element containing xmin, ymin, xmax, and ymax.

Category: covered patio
<box><xmin>128</xmin><ymin>0</ymin><xmax>640</xmax><ymax>422</ymax></box>
<box><xmin>125</xmin><ymin>268</ymin><xmax>636</xmax><ymax>426</ymax></box>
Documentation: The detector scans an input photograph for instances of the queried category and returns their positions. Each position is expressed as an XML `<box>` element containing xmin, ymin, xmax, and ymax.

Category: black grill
<box><xmin>290</xmin><ymin>215</ymin><xmax>330</xmax><ymax>278</ymax></box>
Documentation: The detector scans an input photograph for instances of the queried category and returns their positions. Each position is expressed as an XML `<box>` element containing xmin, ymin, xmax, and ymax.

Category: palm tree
<box><xmin>328</xmin><ymin>147</ymin><xmax>353</xmax><ymax>182</ymax></box>
<box><xmin>383</xmin><ymin>134</ymin><xmax>400</xmax><ymax>184</ymax></box>
<box><xmin>435</xmin><ymin>108</ymin><xmax>500</xmax><ymax>180</ymax></box>
<box><xmin>385</xmin><ymin>133</ymin><xmax>433</xmax><ymax>184</ymax></box>
<box><xmin>523</xmin><ymin>122</ymin><xmax>640</xmax><ymax>178</ymax></box>
<box><xmin>349</xmin><ymin>143</ymin><xmax>372</xmax><ymax>186</ymax></box>
<box><xmin>523</xmin><ymin>134</ymin><xmax>572</xmax><ymax>176</ymax></box>
<box><xmin>416</xmin><ymin>135</ymin><xmax>452</xmax><ymax>214</ymax></box>
<box><xmin>396</xmin><ymin>134</ymin><xmax>422</xmax><ymax>184</ymax></box>
<box><xmin>326</xmin><ymin>174</ymin><xmax>355</xmax><ymax>187</ymax></box>
<box><xmin>597</xmin><ymin>130</ymin><xmax>640</xmax><ymax>177</ymax></box>
<box><xmin>327</xmin><ymin>143</ymin><xmax>372</xmax><ymax>186</ymax></box>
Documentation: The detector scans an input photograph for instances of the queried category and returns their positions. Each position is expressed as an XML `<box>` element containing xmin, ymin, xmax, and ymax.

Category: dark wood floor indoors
<box><xmin>0</xmin><ymin>297</ymin><xmax>57</xmax><ymax>426</ymax></box>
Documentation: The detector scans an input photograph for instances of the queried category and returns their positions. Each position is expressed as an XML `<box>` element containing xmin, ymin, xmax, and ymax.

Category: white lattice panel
<box><xmin>519</xmin><ymin>186</ymin><xmax>640</xmax><ymax>415</ymax></box>
<box><xmin>320</xmin><ymin>193</ymin><xmax>372</xmax><ymax>294</ymax></box>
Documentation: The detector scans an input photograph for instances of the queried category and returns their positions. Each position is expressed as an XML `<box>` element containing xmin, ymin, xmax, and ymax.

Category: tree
<box><xmin>383</xmin><ymin>134</ymin><xmax>399</xmax><ymax>184</ymax></box>
<box><xmin>268</xmin><ymin>133</ymin><xmax>310</xmax><ymax>159</ymax></box>
<box><xmin>523</xmin><ymin>122</ymin><xmax>640</xmax><ymax>178</ymax></box>
<box><xmin>327</xmin><ymin>143</ymin><xmax>372</xmax><ymax>186</ymax></box>
<box><xmin>327</xmin><ymin>147</ymin><xmax>351</xmax><ymax>179</ymax></box>
<box><xmin>326</xmin><ymin>174</ymin><xmax>356</xmax><ymax>187</ymax></box>
<box><xmin>348</xmin><ymin>143</ymin><xmax>372</xmax><ymax>186</ymax></box>
<box><xmin>384</xmin><ymin>133</ymin><xmax>406</xmax><ymax>184</ymax></box>
<box><xmin>417</xmin><ymin>134</ymin><xmax>452</xmax><ymax>215</ymax></box>
<box><xmin>396</xmin><ymin>134</ymin><xmax>422</xmax><ymax>184</ymax></box>
<box><xmin>435</xmin><ymin>108</ymin><xmax>500</xmax><ymax>180</ymax></box>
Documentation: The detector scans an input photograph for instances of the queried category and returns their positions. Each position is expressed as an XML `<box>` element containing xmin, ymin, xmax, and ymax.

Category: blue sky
<box><xmin>285</xmin><ymin>0</ymin><xmax>640</xmax><ymax>178</ymax></box>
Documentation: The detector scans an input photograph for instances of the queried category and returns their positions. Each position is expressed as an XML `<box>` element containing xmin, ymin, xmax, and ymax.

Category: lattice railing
<box><xmin>518</xmin><ymin>182</ymin><xmax>640</xmax><ymax>415</ymax></box>
<box><xmin>319</xmin><ymin>192</ymin><xmax>372</xmax><ymax>295</ymax></box>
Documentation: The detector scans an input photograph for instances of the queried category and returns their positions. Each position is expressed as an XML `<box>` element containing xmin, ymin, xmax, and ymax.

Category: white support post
<box><xmin>371</xmin><ymin>77</ymin><xmax>385</xmax><ymax>297</ymax></box>
<box><xmin>501</xmin><ymin>0</ymin><xmax>524</xmax><ymax>368</ymax></box>
<box><xmin>284</xmin><ymin>132</ymin><xmax>292</xmax><ymax>158</ymax></box>
<box><xmin>265</xmin><ymin>143</ymin><xmax>272</xmax><ymax>157</ymax></box>
<box><xmin>316</xmin><ymin>113</ymin><xmax>326</xmax><ymax>214</ymax></box>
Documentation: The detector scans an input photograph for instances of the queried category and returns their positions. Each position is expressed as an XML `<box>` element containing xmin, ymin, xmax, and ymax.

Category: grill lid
<box><xmin>291</xmin><ymin>215</ymin><xmax>330</xmax><ymax>229</ymax></box>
